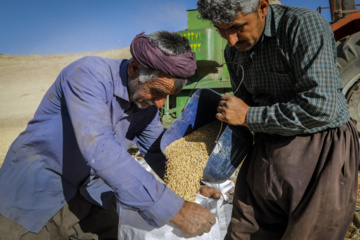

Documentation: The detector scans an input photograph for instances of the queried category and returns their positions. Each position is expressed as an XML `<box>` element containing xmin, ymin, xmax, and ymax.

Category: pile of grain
<box><xmin>164</xmin><ymin>121</ymin><xmax>221</xmax><ymax>202</ymax></box>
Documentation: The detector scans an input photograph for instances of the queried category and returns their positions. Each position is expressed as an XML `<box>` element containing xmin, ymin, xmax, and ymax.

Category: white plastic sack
<box><xmin>117</xmin><ymin>194</ymin><xmax>224</xmax><ymax>240</ymax></box>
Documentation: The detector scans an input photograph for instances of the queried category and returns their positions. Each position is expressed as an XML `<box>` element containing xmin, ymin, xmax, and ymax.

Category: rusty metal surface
<box><xmin>332</xmin><ymin>13</ymin><xmax>360</xmax><ymax>40</ymax></box>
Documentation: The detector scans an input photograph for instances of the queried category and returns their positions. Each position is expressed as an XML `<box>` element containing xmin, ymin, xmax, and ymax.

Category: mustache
<box><xmin>134</xmin><ymin>99</ymin><xmax>154</xmax><ymax>109</ymax></box>
<box><xmin>235</xmin><ymin>40</ymin><xmax>247</xmax><ymax>47</ymax></box>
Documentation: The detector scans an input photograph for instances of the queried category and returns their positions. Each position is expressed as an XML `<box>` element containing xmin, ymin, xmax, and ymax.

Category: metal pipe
<box><xmin>329</xmin><ymin>0</ymin><xmax>337</xmax><ymax>21</ymax></box>
<box><xmin>342</xmin><ymin>0</ymin><xmax>356</xmax><ymax>17</ymax></box>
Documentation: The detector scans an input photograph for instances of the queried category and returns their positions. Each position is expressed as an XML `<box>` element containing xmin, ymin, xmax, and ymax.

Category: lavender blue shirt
<box><xmin>0</xmin><ymin>56</ymin><xmax>184</xmax><ymax>232</ymax></box>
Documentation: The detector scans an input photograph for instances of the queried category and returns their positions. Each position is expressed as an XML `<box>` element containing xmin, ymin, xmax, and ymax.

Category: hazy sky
<box><xmin>0</xmin><ymin>0</ymin><xmax>356</xmax><ymax>55</ymax></box>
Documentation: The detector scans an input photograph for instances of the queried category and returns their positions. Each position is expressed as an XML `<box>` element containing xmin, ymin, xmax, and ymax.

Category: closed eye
<box><xmin>151</xmin><ymin>88</ymin><xmax>167</xmax><ymax>95</ymax></box>
<box><xmin>214</xmin><ymin>23</ymin><xmax>245</xmax><ymax>33</ymax></box>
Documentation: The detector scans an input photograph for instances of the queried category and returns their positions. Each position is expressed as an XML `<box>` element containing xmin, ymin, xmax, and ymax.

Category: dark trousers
<box><xmin>0</xmin><ymin>192</ymin><xmax>118</xmax><ymax>240</ymax></box>
<box><xmin>225</xmin><ymin>120</ymin><xmax>359</xmax><ymax>240</ymax></box>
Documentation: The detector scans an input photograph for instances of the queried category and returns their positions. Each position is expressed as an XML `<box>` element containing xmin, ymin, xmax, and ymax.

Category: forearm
<box><xmin>246</xmin><ymin>97</ymin><xmax>338</xmax><ymax>136</ymax></box>
<box><xmin>95</xmin><ymin>158</ymin><xmax>184</xmax><ymax>227</ymax></box>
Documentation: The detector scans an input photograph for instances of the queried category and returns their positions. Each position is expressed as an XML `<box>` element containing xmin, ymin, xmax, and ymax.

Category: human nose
<box><xmin>154</xmin><ymin>97</ymin><xmax>167</xmax><ymax>108</ymax></box>
<box><xmin>227</xmin><ymin>32</ymin><xmax>238</xmax><ymax>47</ymax></box>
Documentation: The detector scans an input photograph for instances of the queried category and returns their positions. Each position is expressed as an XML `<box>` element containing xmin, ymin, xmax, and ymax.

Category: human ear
<box><xmin>128</xmin><ymin>59</ymin><xmax>140</xmax><ymax>77</ymax></box>
<box><xmin>258</xmin><ymin>0</ymin><xmax>269</xmax><ymax>17</ymax></box>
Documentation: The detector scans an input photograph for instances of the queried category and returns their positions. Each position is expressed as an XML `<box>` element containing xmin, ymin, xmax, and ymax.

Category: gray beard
<box><xmin>127</xmin><ymin>79</ymin><xmax>154</xmax><ymax>109</ymax></box>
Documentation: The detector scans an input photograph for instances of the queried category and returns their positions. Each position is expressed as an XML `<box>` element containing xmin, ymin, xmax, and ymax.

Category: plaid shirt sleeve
<box><xmin>243</xmin><ymin>7</ymin><xmax>349</xmax><ymax>135</ymax></box>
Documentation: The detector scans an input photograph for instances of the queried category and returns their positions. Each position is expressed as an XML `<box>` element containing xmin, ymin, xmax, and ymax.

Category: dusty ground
<box><xmin>0</xmin><ymin>48</ymin><xmax>131</xmax><ymax>164</ymax></box>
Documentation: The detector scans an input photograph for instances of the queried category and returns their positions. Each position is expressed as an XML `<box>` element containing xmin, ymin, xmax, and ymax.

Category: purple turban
<box><xmin>130</xmin><ymin>33</ymin><xmax>197</xmax><ymax>79</ymax></box>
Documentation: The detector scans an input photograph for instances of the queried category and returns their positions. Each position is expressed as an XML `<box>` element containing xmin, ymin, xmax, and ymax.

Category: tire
<box><xmin>336</xmin><ymin>31</ymin><xmax>360</xmax><ymax>133</ymax></box>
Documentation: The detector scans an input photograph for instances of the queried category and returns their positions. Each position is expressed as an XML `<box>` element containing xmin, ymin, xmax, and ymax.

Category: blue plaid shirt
<box><xmin>225</xmin><ymin>4</ymin><xmax>350</xmax><ymax>136</ymax></box>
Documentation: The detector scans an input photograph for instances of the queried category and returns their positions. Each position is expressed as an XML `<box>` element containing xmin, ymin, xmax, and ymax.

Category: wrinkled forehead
<box><xmin>147</xmin><ymin>74</ymin><xmax>177</xmax><ymax>95</ymax></box>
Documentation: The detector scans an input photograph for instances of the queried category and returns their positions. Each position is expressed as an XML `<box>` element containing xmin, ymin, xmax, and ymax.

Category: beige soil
<box><xmin>0</xmin><ymin>48</ymin><xmax>131</xmax><ymax>165</ymax></box>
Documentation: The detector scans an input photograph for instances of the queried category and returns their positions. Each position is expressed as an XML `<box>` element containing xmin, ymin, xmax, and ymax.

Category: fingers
<box><xmin>198</xmin><ymin>185</ymin><xmax>222</xmax><ymax>199</ymax></box>
<box><xmin>217</xmin><ymin>94</ymin><xmax>249</xmax><ymax>126</ymax></box>
<box><xmin>210</xmin><ymin>213</ymin><xmax>217</xmax><ymax>224</ymax></box>
<box><xmin>171</xmin><ymin>201</ymin><xmax>218</xmax><ymax>237</ymax></box>
<box><xmin>200</xmin><ymin>223</ymin><xmax>211</xmax><ymax>236</ymax></box>
<box><xmin>216</xmin><ymin>101</ymin><xmax>227</xmax><ymax>122</ymax></box>
<box><xmin>204</xmin><ymin>214</ymin><xmax>217</xmax><ymax>235</ymax></box>
<box><xmin>221</xmin><ymin>92</ymin><xmax>231</xmax><ymax>100</ymax></box>
<box><xmin>197</xmin><ymin>213</ymin><xmax>217</xmax><ymax>236</ymax></box>
<box><xmin>219</xmin><ymin>99</ymin><xmax>227</xmax><ymax>107</ymax></box>
<box><xmin>216</xmin><ymin>110</ymin><xmax>228</xmax><ymax>124</ymax></box>
<box><xmin>217</xmin><ymin>97</ymin><xmax>229</xmax><ymax>123</ymax></box>
<box><xmin>210</xmin><ymin>188</ymin><xmax>222</xmax><ymax>199</ymax></box>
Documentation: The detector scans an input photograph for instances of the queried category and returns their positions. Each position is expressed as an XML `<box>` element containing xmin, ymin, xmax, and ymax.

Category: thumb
<box><xmin>216</xmin><ymin>112</ymin><xmax>225</xmax><ymax>122</ymax></box>
<box><xmin>210</xmin><ymin>213</ymin><xmax>217</xmax><ymax>225</ymax></box>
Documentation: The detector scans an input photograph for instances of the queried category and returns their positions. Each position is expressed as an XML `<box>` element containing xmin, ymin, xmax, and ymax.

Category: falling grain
<box><xmin>164</xmin><ymin>121</ymin><xmax>221</xmax><ymax>202</ymax></box>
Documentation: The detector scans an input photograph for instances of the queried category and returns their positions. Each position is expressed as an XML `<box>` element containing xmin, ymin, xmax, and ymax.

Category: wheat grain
<box><xmin>164</xmin><ymin>121</ymin><xmax>221</xmax><ymax>202</ymax></box>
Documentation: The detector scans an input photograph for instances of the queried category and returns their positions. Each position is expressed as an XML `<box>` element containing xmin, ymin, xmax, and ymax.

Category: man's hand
<box><xmin>198</xmin><ymin>185</ymin><xmax>222</xmax><ymax>199</ymax></box>
<box><xmin>216</xmin><ymin>93</ymin><xmax>249</xmax><ymax>126</ymax></box>
<box><xmin>170</xmin><ymin>201</ymin><xmax>217</xmax><ymax>237</ymax></box>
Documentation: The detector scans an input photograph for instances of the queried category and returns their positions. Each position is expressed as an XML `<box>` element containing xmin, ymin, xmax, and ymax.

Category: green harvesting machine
<box><xmin>160</xmin><ymin>10</ymin><xmax>232</xmax><ymax>128</ymax></box>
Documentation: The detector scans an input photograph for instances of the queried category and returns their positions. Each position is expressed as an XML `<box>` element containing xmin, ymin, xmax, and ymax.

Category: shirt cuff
<box><xmin>246</xmin><ymin>106</ymin><xmax>267</xmax><ymax>133</ymax></box>
<box><xmin>138</xmin><ymin>186</ymin><xmax>184</xmax><ymax>228</ymax></box>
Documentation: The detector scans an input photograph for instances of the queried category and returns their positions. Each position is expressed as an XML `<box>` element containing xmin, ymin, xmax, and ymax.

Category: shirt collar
<box><xmin>114</xmin><ymin>59</ymin><xmax>130</xmax><ymax>102</ymax></box>
<box><xmin>263</xmin><ymin>5</ymin><xmax>277</xmax><ymax>38</ymax></box>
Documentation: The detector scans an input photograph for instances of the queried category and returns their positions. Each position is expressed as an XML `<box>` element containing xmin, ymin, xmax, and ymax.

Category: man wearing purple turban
<box><xmin>0</xmin><ymin>31</ymin><xmax>219</xmax><ymax>239</ymax></box>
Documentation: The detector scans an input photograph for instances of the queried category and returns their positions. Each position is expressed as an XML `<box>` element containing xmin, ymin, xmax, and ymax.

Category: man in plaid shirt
<box><xmin>197</xmin><ymin>0</ymin><xmax>359</xmax><ymax>239</ymax></box>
